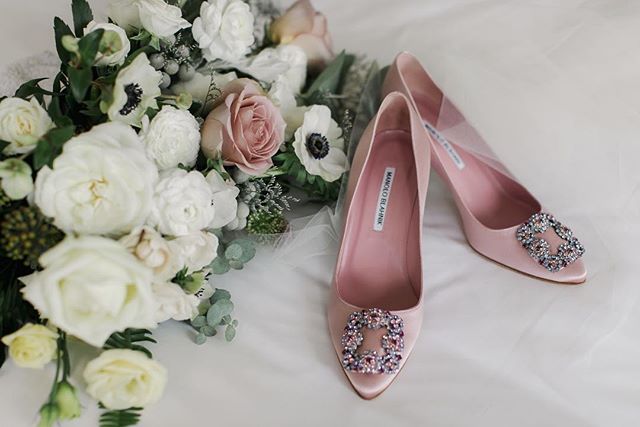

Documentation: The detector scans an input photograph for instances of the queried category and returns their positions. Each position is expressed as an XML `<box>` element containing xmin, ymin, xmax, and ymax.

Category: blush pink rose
<box><xmin>201</xmin><ymin>79</ymin><xmax>286</xmax><ymax>175</ymax></box>
<box><xmin>270</xmin><ymin>0</ymin><xmax>334</xmax><ymax>72</ymax></box>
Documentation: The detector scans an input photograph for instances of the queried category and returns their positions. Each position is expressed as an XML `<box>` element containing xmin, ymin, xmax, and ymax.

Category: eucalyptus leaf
<box><xmin>228</xmin><ymin>259</ymin><xmax>244</xmax><ymax>270</ymax></box>
<box><xmin>200</xmin><ymin>325</ymin><xmax>217</xmax><ymax>337</ymax></box>
<box><xmin>206</xmin><ymin>299</ymin><xmax>234</xmax><ymax>327</ymax></box>
<box><xmin>232</xmin><ymin>319</ymin><xmax>239</xmax><ymax>327</ymax></box>
<box><xmin>191</xmin><ymin>315</ymin><xmax>206</xmax><ymax>328</ymax></box>
<box><xmin>221</xmin><ymin>315</ymin><xmax>231</xmax><ymax>325</ymax></box>
<box><xmin>225</xmin><ymin>325</ymin><xmax>236</xmax><ymax>342</ymax></box>
<box><xmin>210</xmin><ymin>288</ymin><xmax>231</xmax><ymax>304</ymax></box>
<box><xmin>232</xmin><ymin>239</ymin><xmax>256</xmax><ymax>263</ymax></box>
<box><xmin>225</xmin><ymin>243</ymin><xmax>243</xmax><ymax>261</ymax></box>
<box><xmin>71</xmin><ymin>0</ymin><xmax>94</xmax><ymax>36</ymax></box>
<box><xmin>195</xmin><ymin>332</ymin><xmax>206</xmax><ymax>345</ymax></box>
<box><xmin>210</xmin><ymin>256</ymin><xmax>230</xmax><ymax>275</ymax></box>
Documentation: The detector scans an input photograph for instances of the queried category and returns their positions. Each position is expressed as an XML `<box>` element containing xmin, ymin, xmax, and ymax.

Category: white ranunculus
<box><xmin>85</xmin><ymin>21</ymin><xmax>131</xmax><ymax>66</ymax></box>
<box><xmin>0</xmin><ymin>97</ymin><xmax>54</xmax><ymax>155</ymax></box>
<box><xmin>192</xmin><ymin>0</ymin><xmax>255</xmax><ymax>63</ymax></box>
<box><xmin>206</xmin><ymin>170</ymin><xmax>239</xmax><ymax>229</ymax></box>
<box><xmin>0</xmin><ymin>159</ymin><xmax>33</xmax><ymax>200</ymax></box>
<box><xmin>84</xmin><ymin>349</ymin><xmax>167</xmax><ymax>410</ymax></box>
<box><xmin>148</xmin><ymin>169</ymin><xmax>215</xmax><ymax>236</ymax></box>
<box><xmin>137</xmin><ymin>0</ymin><xmax>191</xmax><ymax>39</ymax></box>
<box><xmin>152</xmin><ymin>282</ymin><xmax>200</xmax><ymax>323</ymax></box>
<box><xmin>170</xmin><ymin>70</ymin><xmax>237</xmax><ymax>113</ymax></box>
<box><xmin>34</xmin><ymin>122</ymin><xmax>158</xmax><ymax>236</ymax></box>
<box><xmin>292</xmin><ymin>105</ymin><xmax>348</xmax><ymax>182</ymax></box>
<box><xmin>141</xmin><ymin>106</ymin><xmax>200</xmax><ymax>171</ymax></box>
<box><xmin>225</xmin><ymin>201</ymin><xmax>250</xmax><ymax>231</ymax></box>
<box><xmin>169</xmin><ymin>231</ymin><xmax>219</xmax><ymax>273</ymax></box>
<box><xmin>1</xmin><ymin>324</ymin><xmax>58</xmax><ymax>369</ymax></box>
<box><xmin>237</xmin><ymin>45</ymin><xmax>307</xmax><ymax>92</ymax></box>
<box><xmin>108</xmin><ymin>0</ymin><xmax>190</xmax><ymax>39</ymax></box>
<box><xmin>108</xmin><ymin>0</ymin><xmax>142</xmax><ymax>34</ymax></box>
<box><xmin>120</xmin><ymin>226</ymin><xmax>180</xmax><ymax>281</ymax></box>
<box><xmin>108</xmin><ymin>53</ymin><xmax>162</xmax><ymax>127</ymax></box>
<box><xmin>21</xmin><ymin>236</ymin><xmax>157</xmax><ymax>347</ymax></box>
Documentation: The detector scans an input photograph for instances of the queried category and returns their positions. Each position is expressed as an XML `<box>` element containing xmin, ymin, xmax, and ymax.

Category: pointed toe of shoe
<box><xmin>343</xmin><ymin>371</ymin><xmax>397</xmax><ymax>400</ymax></box>
<box><xmin>532</xmin><ymin>257</ymin><xmax>587</xmax><ymax>284</ymax></box>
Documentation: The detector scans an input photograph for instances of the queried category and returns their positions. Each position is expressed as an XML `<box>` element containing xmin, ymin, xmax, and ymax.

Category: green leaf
<box><xmin>194</xmin><ymin>332</ymin><xmax>206</xmax><ymax>345</ymax></box>
<box><xmin>210</xmin><ymin>256</ymin><xmax>230</xmax><ymax>275</ymax></box>
<box><xmin>228</xmin><ymin>259</ymin><xmax>244</xmax><ymax>270</ymax></box>
<box><xmin>191</xmin><ymin>315</ymin><xmax>206</xmax><ymax>328</ymax></box>
<box><xmin>14</xmin><ymin>78</ymin><xmax>56</xmax><ymax>102</ymax></box>
<box><xmin>206</xmin><ymin>299</ymin><xmax>234</xmax><ymax>327</ymax></box>
<box><xmin>200</xmin><ymin>325</ymin><xmax>217</xmax><ymax>337</ymax></box>
<box><xmin>68</xmin><ymin>67</ymin><xmax>92</xmax><ymax>102</ymax></box>
<box><xmin>103</xmin><ymin>329</ymin><xmax>156</xmax><ymax>359</ymax></box>
<box><xmin>71</xmin><ymin>0</ymin><xmax>93</xmax><ymax>36</ymax></box>
<box><xmin>0</xmin><ymin>140</ymin><xmax>10</xmax><ymax>153</ymax></box>
<box><xmin>33</xmin><ymin>126</ymin><xmax>75</xmax><ymax>170</ymax></box>
<box><xmin>54</xmin><ymin>17</ymin><xmax>74</xmax><ymax>63</ymax></box>
<box><xmin>210</xmin><ymin>288</ymin><xmax>231</xmax><ymax>304</ymax></box>
<box><xmin>232</xmin><ymin>319</ymin><xmax>239</xmax><ymax>327</ymax></box>
<box><xmin>182</xmin><ymin>0</ymin><xmax>206</xmax><ymax>22</ymax></box>
<box><xmin>78</xmin><ymin>28</ymin><xmax>104</xmax><ymax>68</ymax></box>
<box><xmin>225</xmin><ymin>324</ymin><xmax>236</xmax><ymax>342</ymax></box>
<box><xmin>231</xmin><ymin>239</ymin><xmax>256</xmax><ymax>263</ymax></box>
<box><xmin>304</xmin><ymin>51</ymin><xmax>355</xmax><ymax>99</ymax></box>
<box><xmin>99</xmin><ymin>407</ymin><xmax>142</xmax><ymax>427</ymax></box>
<box><xmin>225</xmin><ymin>243</ymin><xmax>243</xmax><ymax>261</ymax></box>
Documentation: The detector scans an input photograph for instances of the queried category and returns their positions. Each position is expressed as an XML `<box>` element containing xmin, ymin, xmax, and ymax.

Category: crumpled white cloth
<box><xmin>1</xmin><ymin>1</ymin><xmax>640</xmax><ymax>426</ymax></box>
<box><xmin>0</xmin><ymin>51</ymin><xmax>59</xmax><ymax>97</ymax></box>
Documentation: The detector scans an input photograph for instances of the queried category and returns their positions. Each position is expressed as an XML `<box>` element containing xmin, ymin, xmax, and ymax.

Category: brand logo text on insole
<box><xmin>425</xmin><ymin>123</ymin><xmax>465</xmax><ymax>170</ymax></box>
<box><xmin>373</xmin><ymin>167</ymin><xmax>396</xmax><ymax>232</ymax></box>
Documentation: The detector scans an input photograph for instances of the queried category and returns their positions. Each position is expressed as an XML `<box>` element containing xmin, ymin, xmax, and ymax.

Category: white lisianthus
<box><xmin>1</xmin><ymin>324</ymin><xmax>58</xmax><ymax>369</ymax></box>
<box><xmin>193</xmin><ymin>0</ymin><xmax>255</xmax><ymax>63</ymax></box>
<box><xmin>225</xmin><ymin>201</ymin><xmax>250</xmax><ymax>231</ymax></box>
<box><xmin>20</xmin><ymin>236</ymin><xmax>157</xmax><ymax>347</ymax></box>
<box><xmin>0</xmin><ymin>97</ymin><xmax>54</xmax><ymax>155</ymax></box>
<box><xmin>84</xmin><ymin>349</ymin><xmax>167</xmax><ymax>410</ymax></box>
<box><xmin>107</xmin><ymin>53</ymin><xmax>162</xmax><ymax>127</ymax></box>
<box><xmin>148</xmin><ymin>169</ymin><xmax>215</xmax><ymax>236</ymax></box>
<box><xmin>169</xmin><ymin>231</ymin><xmax>219</xmax><ymax>273</ymax></box>
<box><xmin>85</xmin><ymin>21</ymin><xmax>130</xmax><ymax>66</ymax></box>
<box><xmin>237</xmin><ymin>45</ymin><xmax>307</xmax><ymax>92</ymax></box>
<box><xmin>108</xmin><ymin>0</ymin><xmax>190</xmax><ymax>39</ymax></box>
<box><xmin>120</xmin><ymin>226</ymin><xmax>180</xmax><ymax>281</ymax></box>
<box><xmin>152</xmin><ymin>282</ymin><xmax>200</xmax><ymax>323</ymax></box>
<box><xmin>268</xmin><ymin>76</ymin><xmax>300</xmax><ymax>139</ymax></box>
<box><xmin>206</xmin><ymin>170</ymin><xmax>239</xmax><ymax>229</ymax></box>
<box><xmin>170</xmin><ymin>70</ymin><xmax>237</xmax><ymax>113</ymax></box>
<box><xmin>292</xmin><ymin>105</ymin><xmax>348</xmax><ymax>182</ymax></box>
<box><xmin>0</xmin><ymin>159</ymin><xmax>33</xmax><ymax>200</ymax></box>
<box><xmin>141</xmin><ymin>106</ymin><xmax>201</xmax><ymax>170</ymax></box>
<box><xmin>34</xmin><ymin>122</ymin><xmax>158</xmax><ymax>236</ymax></box>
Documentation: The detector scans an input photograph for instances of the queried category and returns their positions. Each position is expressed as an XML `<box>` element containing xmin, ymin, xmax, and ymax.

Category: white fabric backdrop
<box><xmin>1</xmin><ymin>1</ymin><xmax>639</xmax><ymax>426</ymax></box>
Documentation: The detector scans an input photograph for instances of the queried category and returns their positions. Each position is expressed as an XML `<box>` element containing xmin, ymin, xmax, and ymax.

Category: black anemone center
<box><xmin>306</xmin><ymin>133</ymin><xmax>330</xmax><ymax>160</ymax></box>
<box><xmin>119</xmin><ymin>83</ymin><xmax>143</xmax><ymax>116</ymax></box>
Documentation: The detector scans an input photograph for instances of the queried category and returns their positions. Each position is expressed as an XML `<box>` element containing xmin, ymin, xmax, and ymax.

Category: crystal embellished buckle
<box><xmin>516</xmin><ymin>213</ymin><xmax>585</xmax><ymax>272</ymax></box>
<box><xmin>341</xmin><ymin>308</ymin><xmax>404</xmax><ymax>375</ymax></box>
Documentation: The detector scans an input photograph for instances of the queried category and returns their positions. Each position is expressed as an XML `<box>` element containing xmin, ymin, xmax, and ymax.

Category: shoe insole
<box><xmin>339</xmin><ymin>130</ymin><xmax>420</xmax><ymax>310</ymax></box>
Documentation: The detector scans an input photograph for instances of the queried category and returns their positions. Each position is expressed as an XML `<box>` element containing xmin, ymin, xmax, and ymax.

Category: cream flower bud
<box><xmin>1</xmin><ymin>323</ymin><xmax>58</xmax><ymax>369</ymax></box>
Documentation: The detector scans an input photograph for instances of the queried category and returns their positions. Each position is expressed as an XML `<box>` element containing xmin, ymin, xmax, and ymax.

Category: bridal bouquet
<box><xmin>0</xmin><ymin>0</ymin><xmax>370</xmax><ymax>425</ymax></box>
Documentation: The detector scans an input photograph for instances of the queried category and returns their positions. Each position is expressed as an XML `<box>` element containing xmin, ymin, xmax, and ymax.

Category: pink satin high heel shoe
<box><xmin>383</xmin><ymin>52</ymin><xmax>586</xmax><ymax>284</ymax></box>
<box><xmin>328</xmin><ymin>92</ymin><xmax>430</xmax><ymax>399</ymax></box>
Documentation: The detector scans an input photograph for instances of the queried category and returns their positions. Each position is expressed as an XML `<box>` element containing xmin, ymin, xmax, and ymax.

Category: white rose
<box><xmin>108</xmin><ymin>53</ymin><xmax>162</xmax><ymax>127</ymax></box>
<box><xmin>237</xmin><ymin>45</ymin><xmax>307</xmax><ymax>92</ymax></box>
<box><xmin>169</xmin><ymin>231</ymin><xmax>219</xmax><ymax>273</ymax></box>
<box><xmin>108</xmin><ymin>0</ymin><xmax>190</xmax><ymax>39</ymax></box>
<box><xmin>148</xmin><ymin>169</ymin><xmax>215</xmax><ymax>236</ymax></box>
<box><xmin>1</xmin><ymin>324</ymin><xmax>58</xmax><ymax>369</ymax></box>
<box><xmin>225</xmin><ymin>201</ymin><xmax>250</xmax><ymax>231</ymax></box>
<box><xmin>120</xmin><ymin>226</ymin><xmax>180</xmax><ymax>281</ymax></box>
<box><xmin>0</xmin><ymin>159</ymin><xmax>33</xmax><ymax>200</ymax></box>
<box><xmin>34</xmin><ymin>122</ymin><xmax>158</xmax><ymax>236</ymax></box>
<box><xmin>137</xmin><ymin>0</ymin><xmax>191</xmax><ymax>39</ymax></box>
<box><xmin>141</xmin><ymin>106</ymin><xmax>200</xmax><ymax>171</ymax></box>
<box><xmin>170</xmin><ymin>70</ymin><xmax>237</xmax><ymax>113</ymax></box>
<box><xmin>292</xmin><ymin>105</ymin><xmax>348</xmax><ymax>182</ymax></box>
<box><xmin>85</xmin><ymin>21</ymin><xmax>131</xmax><ymax>66</ymax></box>
<box><xmin>152</xmin><ymin>282</ymin><xmax>199</xmax><ymax>323</ymax></box>
<box><xmin>21</xmin><ymin>236</ymin><xmax>157</xmax><ymax>347</ymax></box>
<box><xmin>192</xmin><ymin>0</ymin><xmax>255</xmax><ymax>63</ymax></box>
<box><xmin>206</xmin><ymin>170</ymin><xmax>239</xmax><ymax>229</ymax></box>
<box><xmin>0</xmin><ymin>97</ymin><xmax>54</xmax><ymax>155</ymax></box>
<box><xmin>84</xmin><ymin>349</ymin><xmax>167</xmax><ymax>410</ymax></box>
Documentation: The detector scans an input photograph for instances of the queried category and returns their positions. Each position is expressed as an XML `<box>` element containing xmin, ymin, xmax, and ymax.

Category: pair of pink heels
<box><xmin>328</xmin><ymin>53</ymin><xmax>587</xmax><ymax>399</ymax></box>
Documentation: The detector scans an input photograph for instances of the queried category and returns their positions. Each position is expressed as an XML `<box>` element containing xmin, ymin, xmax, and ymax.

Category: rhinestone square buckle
<box><xmin>341</xmin><ymin>308</ymin><xmax>404</xmax><ymax>375</ymax></box>
<box><xmin>516</xmin><ymin>213</ymin><xmax>585</xmax><ymax>272</ymax></box>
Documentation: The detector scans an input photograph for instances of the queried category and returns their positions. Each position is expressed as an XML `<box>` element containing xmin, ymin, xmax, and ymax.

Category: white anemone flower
<box><xmin>292</xmin><ymin>105</ymin><xmax>348</xmax><ymax>182</ymax></box>
<box><xmin>107</xmin><ymin>53</ymin><xmax>162</xmax><ymax>127</ymax></box>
